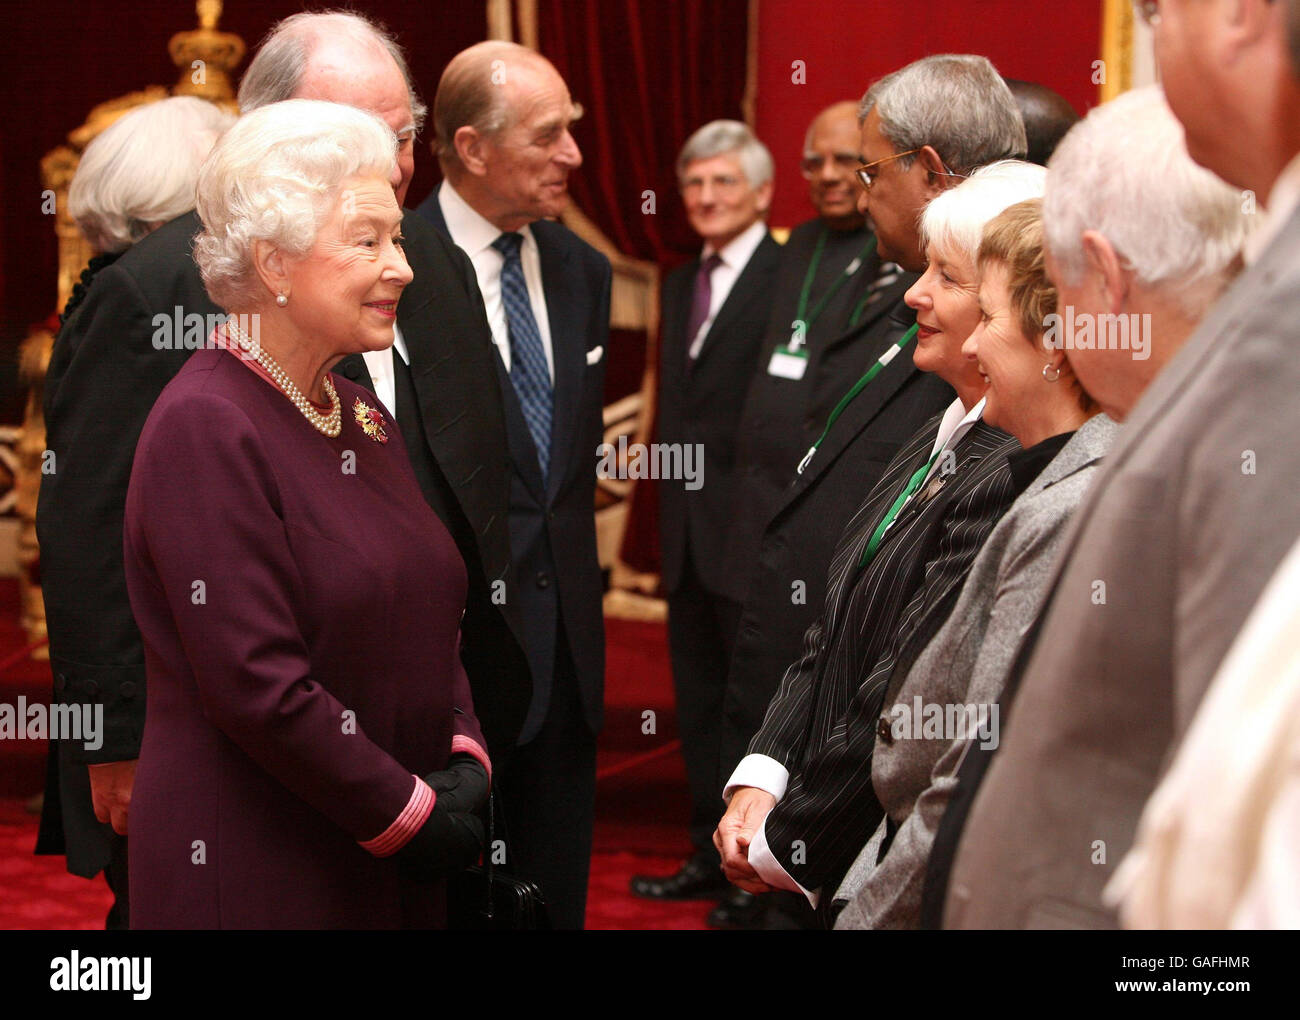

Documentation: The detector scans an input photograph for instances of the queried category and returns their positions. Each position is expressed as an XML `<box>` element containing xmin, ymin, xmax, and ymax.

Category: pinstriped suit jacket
<box><xmin>747</xmin><ymin>411</ymin><xmax>1019</xmax><ymax>898</ymax></box>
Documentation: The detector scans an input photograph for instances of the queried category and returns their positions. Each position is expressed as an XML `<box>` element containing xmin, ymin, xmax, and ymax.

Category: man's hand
<box><xmin>714</xmin><ymin>786</ymin><xmax>777</xmax><ymax>894</ymax></box>
<box><xmin>88</xmin><ymin>759</ymin><xmax>137</xmax><ymax>836</ymax></box>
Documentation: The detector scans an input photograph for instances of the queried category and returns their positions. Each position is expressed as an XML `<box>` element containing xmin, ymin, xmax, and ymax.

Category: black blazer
<box><xmin>716</xmin><ymin>288</ymin><xmax>953</xmax><ymax>783</ymax></box>
<box><xmin>415</xmin><ymin>192</ymin><xmax>611</xmax><ymax>743</ymax></box>
<box><xmin>36</xmin><ymin>208</ymin><xmax>528</xmax><ymax>873</ymax></box>
<box><xmin>657</xmin><ymin>231</ymin><xmax>782</xmax><ymax>597</ymax></box>
<box><xmin>747</xmin><ymin>416</ymin><xmax>1019</xmax><ymax>903</ymax></box>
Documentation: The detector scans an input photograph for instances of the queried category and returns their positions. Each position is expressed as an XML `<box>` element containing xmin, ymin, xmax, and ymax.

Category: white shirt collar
<box><xmin>703</xmin><ymin>218</ymin><xmax>767</xmax><ymax>270</ymax></box>
<box><xmin>1244</xmin><ymin>151</ymin><xmax>1300</xmax><ymax>265</ymax></box>
<box><xmin>438</xmin><ymin>178</ymin><xmax>536</xmax><ymax>258</ymax></box>
<box><xmin>929</xmin><ymin>396</ymin><xmax>986</xmax><ymax>460</ymax></box>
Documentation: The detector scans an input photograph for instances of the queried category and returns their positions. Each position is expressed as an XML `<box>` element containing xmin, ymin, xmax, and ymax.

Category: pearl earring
<box><xmin>1042</xmin><ymin>363</ymin><xmax>1061</xmax><ymax>383</ymax></box>
<box><xmin>276</xmin><ymin>293</ymin><xmax>288</xmax><ymax>307</ymax></box>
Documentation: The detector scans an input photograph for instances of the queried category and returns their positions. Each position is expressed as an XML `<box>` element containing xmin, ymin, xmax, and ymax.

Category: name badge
<box><xmin>768</xmin><ymin>346</ymin><xmax>808</xmax><ymax>380</ymax></box>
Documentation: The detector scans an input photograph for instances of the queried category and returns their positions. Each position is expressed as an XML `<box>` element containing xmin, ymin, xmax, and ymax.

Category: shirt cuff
<box><xmin>450</xmin><ymin>735</ymin><xmax>492</xmax><ymax>785</ymax></box>
<box><xmin>750</xmin><ymin>815</ymin><xmax>820</xmax><ymax>909</ymax></box>
<box><xmin>723</xmin><ymin>754</ymin><xmax>790</xmax><ymax>802</ymax></box>
<box><xmin>358</xmin><ymin>775</ymin><xmax>435</xmax><ymax>857</ymax></box>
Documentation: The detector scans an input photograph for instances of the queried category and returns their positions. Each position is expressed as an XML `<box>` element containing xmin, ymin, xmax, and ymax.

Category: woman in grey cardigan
<box><xmin>835</xmin><ymin>199</ymin><xmax>1117</xmax><ymax>928</ymax></box>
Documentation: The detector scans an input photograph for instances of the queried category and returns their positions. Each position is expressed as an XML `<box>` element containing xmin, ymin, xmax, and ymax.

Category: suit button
<box><xmin>119</xmin><ymin>681</ymin><xmax>137</xmax><ymax>699</ymax></box>
<box><xmin>54</xmin><ymin>673</ymin><xmax>66</xmax><ymax>692</ymax></box>
<box><xmin>342</xmin><ymin>362</ymin><xmax>361</xmax><ymax>380</ymax></box>
<box><xmin>535</xmin><ymin>571</ymin><xmax>550</xmax><ymax>589</ymax></box>
<box><xmin>83</xmin><ymin>679</ymin><xmax>100</xmax><ymax>697</ymax></box>
<box><xmin>876</xmin><ymin>715</ymin><xmax>894</xmax><ymax>745</ymax></box>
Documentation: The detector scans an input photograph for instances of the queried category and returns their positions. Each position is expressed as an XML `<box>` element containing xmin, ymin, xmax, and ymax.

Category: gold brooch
<box><xmin>352</xmin><ymin>397</ymin><xmax>389</xmax><ymax>443</ymax></box>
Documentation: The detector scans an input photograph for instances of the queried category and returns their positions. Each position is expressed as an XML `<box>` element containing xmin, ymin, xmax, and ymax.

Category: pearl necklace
<box><xmin>226</xmin><ymin>322</ymin><xmax>342</xmax><ymax>438</ymax></box>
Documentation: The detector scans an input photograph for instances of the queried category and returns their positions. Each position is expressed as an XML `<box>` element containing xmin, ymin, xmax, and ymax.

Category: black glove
<box><xmin>396</xmin><ymin>797</ymin><xmax>485</xmax><ymax>882</ymax></box>
<box><xmin>423</xmin><ymin>753</ymin><xmax>489</xmax><ymax>816</ymax></box>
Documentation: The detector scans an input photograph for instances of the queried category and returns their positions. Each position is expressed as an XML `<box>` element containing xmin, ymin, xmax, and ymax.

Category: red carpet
<box><xmin>0</xmin><ymin>595</ymin><xmax>715</xmax><ymax>930</ymax></box>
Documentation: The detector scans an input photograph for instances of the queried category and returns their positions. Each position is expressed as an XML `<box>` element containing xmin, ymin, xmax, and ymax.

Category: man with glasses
<box><xmin>630</xmin><ymin>120</ymin><xmax>782</xmax><ymax>918</ymax></box>
<box><xmin>714</xmin><ymin>55</ymin><xmax>1026</xmax><ymax>922</ymax></box>
<box><xmin>708</xmin><ymin>102</ymin><xmax>953</xmax><ymax>928</ymax></box>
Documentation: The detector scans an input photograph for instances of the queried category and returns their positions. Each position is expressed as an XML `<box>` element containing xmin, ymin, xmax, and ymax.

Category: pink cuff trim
<box><xmin>451</xmin><ymin>735</ymin><xmax>492</xmax><ymax>785</ymax></box>
<box><xmin>359</xmin><ymin>775</ymin><xmax>435</xmax><ymax>857</ymax></box>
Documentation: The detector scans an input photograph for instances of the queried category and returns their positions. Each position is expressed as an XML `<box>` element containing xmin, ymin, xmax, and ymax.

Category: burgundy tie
<box><xmin>684</xmin><ymin>253</ymin><xmax>723</xmax><ymax>368</ymax></box>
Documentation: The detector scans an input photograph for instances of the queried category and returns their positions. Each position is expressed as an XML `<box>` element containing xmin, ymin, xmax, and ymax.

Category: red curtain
<box><xmin>537</xmin><ymin>1</ymin><xmax>752</xmax><ymax>575</ymax></box>
<box><xmin>537</xmin><ymin>0</ymin><xmax>751</xmax><ymax>267</ymax></box>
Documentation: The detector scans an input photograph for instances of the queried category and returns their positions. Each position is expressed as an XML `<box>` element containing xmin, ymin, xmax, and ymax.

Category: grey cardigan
<box><xmin>833</xmin><ymin>413</ymin><xmax>1119</xmax><ymax>928</ymax></box>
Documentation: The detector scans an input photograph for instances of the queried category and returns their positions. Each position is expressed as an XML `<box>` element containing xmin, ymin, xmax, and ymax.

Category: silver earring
<box><xmin>276</xmin><ymin>293</ymin><xmax>288</xmax><ymax>307</ymax></box>
<box><xmin>1042</xmin><ymin>363</ymin><xmax>1061</xmax><ymax>383</ymax></box>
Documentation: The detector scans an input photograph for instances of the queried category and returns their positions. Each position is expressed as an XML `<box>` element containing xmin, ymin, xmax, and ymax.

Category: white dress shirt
<box><xmin>724</xmin><ymin>395</ymin><xmax>988</xmax><ymax>906</ymax></box>
<box><xmin>438</xmin><ymin>179</ymin><xmax>555</xmax><ymax>382</ymax></box>
<box><xmin>687</xmin><ymin>219</ymin><xmax>769</xmax><ymax>360</ymax></box>
<box><xmin>360</xmin><ymin>326</ymin><xmax>410</xmax><ymax>421</ymax></box>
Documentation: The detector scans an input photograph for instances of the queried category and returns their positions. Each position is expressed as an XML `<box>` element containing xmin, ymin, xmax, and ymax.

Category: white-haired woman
<box><xmin>121</xmin><ymin>100</ymin><xmax>490</xmax><ymax>929</ymax></box>
<box><xmin>834</xmin><ymin>199</ymin><xmax>1117</xmax><ymax>929</ymax></box>
<box><xmin>60</xmin><ymin>96</ymin><xmax>233</xmax><ymax>324</ymax></box>
<box><xmin>717</xmin><ymin>162</ymin><xmax>1046</xmax><ymax>915</ymax></box>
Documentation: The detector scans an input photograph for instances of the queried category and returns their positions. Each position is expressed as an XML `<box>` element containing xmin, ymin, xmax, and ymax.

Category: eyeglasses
<box><xmin>1133</xmin><ymin>0</ymin><xmax>1160</xmax><ymax>26</ymax></box>
<box><xmin>854</xmin><ymin>148</ymin><xmax>968</xmax><ymax>190</ymax></box>
<box><xmin>800</xmin><ymin>152</ymin><xmax>862</xmax><ymax>178</ymax></box>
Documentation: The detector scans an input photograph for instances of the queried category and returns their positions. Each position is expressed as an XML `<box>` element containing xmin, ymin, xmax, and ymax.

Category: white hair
<box><xmin>68</xmin><ymin>97</ymin><xmax>234</xmax><ymax>253</ymax></box>
<box><xmin>1043</xmin><ymin>86</ymin><xmax>1248</xmax><ymax>317</ymax></box>
<box><xmin>238</xmin><ymin>10</ymin><xmax>426</xmax><ymax>133</ymax></box>
<box><xmin>920</xmin><ymin>160</ymin><xmax>1047</xmax><ymax>263</ymax></box>
<box><xmin>859</xmin><ymin>55</ymin><xmax>1027</xmax><ymax>175</ymax></box>
<box><xmin>676</xmin><ymin>119</ymin><xmax>774</xmax><ymax>189</ymax></box>
<box><xmin>193</xmin><ymin>99</ymin><xmax>398</xmax><ymax>310</ymax></box>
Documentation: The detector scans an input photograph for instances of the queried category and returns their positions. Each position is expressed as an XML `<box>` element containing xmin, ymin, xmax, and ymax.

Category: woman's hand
<box><xmin>423</xmin><ymin>754</ymin><xmax>489</xmax><ymax>816</ymax></box>
<box><xmin>397</xmin><ymin>799</ymin><xmax>485</xmax><ymax>882</ymax></box>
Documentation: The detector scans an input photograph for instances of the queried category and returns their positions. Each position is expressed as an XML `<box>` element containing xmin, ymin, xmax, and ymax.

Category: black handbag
<box><xmin>447</xmin><ymin>789</ymin><xmax>550</xmax><ymax>929</ymax></box>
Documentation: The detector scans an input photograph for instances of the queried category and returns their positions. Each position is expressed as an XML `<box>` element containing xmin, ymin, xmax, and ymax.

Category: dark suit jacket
<box><xmin>746</xmin><ymin>414</ymin><xmax>1018</xmax><ymax>904</ymax></box>
<box><xmin>716</xmin><ymin>286</ymin><xmax>953</xmax><ymax>783</ymax></box>
<box><xmin>415</xmin><ymin>192</ymin><xmax>611</xmax><ymax>743</ymax></box>
<box><xmin>36</xmin><ymin>208</ymin><xmax>527</xmax><ymax>876</ymax></box>
<box><xmin>657</xmin><ymin>231</ymin><xmax>782</xmax><ymax>596</ymax></box>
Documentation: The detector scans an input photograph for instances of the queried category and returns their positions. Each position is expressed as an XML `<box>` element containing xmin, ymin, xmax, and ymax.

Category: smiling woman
<box><xmin>121</xmin><ymin>99</ymin><xmax>492</xmax><ymax>930</ymax></box>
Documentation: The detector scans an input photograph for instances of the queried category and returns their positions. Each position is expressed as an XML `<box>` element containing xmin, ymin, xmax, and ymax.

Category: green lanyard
<box><xmin>858</xmin><ymin>451</ymin><xmax>938</xmax><ymax>569</ymax></box>
<box><xmin>793</xmin><ymin>230</ymin><xmax>877</xmax><ymax>339</ymax></box>
<box><xmin>796</xmin><ymin>322</ymin><xmax>920</xmax><ymax>475</ymax></box>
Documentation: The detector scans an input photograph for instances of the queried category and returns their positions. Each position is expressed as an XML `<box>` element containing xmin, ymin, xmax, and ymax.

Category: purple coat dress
<box><xmin>123</xmin><ymin>345</ymin><xmax>489</xmax><ymax>929</ymax></box>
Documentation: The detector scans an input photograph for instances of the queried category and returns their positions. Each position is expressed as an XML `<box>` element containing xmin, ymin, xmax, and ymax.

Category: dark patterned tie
<box><xmin>493</xmin><ymin>231</ymin><xmax>553</xmax><ymax>484</ymax></box>
<box><xmin>684</xmin><ymin>252</ymin><xmax>723</xmax><ymax>368</ymax></box>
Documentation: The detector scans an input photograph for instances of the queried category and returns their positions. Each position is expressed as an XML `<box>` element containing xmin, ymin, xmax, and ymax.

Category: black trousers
<box><xmin>496</xmin><ymin>631</ymin><xmax>597</xmax><ymax>930</ymax></box>
<box><xmin>667</xmin><ymin>548</ymin><xmax>743</xmax><ymax>860</ymax></box>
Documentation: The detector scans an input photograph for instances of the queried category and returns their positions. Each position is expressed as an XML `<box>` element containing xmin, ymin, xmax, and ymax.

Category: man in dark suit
<box><xmin>415</xmin><ymin>40</ymin><xmax>610</xmax><ymax>930</ymax></box>
<box><xmin>36</xmin><ymin>11</ymin><xmax>529</xmax><ymax>928</ymax></box>
<box><xmin>713</xmin><ymin>104</ymin><xmax>953</xmax><ymax>890</ymax></box>
<box><xmin>627</xmin><ymin>121</ymin><xmax>781</xmax><ymax>912</ymax></box>
<box><xmin>714</xmin><ymin>55</ymin><xmax>1028</xmax><ymax>919</ymax></box>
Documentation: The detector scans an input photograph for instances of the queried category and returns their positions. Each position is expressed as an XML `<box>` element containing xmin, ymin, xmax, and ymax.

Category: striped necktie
<box><xmin>493</xmin><ymin>231</ymin><xmax>553</xmax><ymax>484</ymax></box>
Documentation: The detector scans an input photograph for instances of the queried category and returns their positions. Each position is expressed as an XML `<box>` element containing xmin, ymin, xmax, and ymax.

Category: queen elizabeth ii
<box><xmin>122</xmin><ymin>99</ymin><xmax>490</xmax><ymax>929</ymax></box>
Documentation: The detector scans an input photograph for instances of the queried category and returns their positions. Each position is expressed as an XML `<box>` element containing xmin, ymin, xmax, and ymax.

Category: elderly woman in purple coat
<box><xmin>123</xmin><ymin>100</ymin><xmax>490</xmax><ymax>929</ymax></box>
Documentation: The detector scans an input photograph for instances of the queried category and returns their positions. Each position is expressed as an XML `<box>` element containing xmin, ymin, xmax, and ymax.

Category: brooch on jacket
<box><xmin>352</xmin><ymin>398</ymin><xmax>389</xmax><ymax>443</ymax></box>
